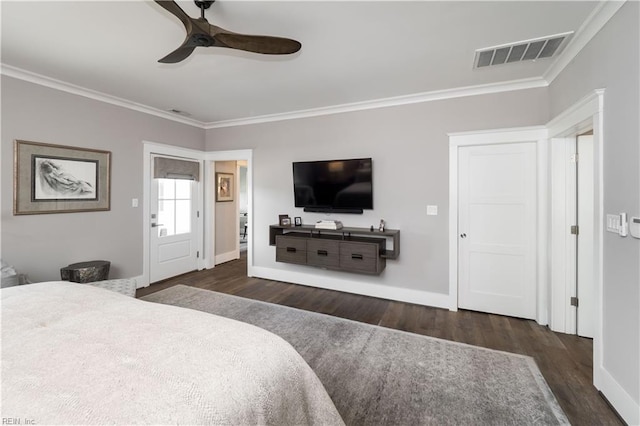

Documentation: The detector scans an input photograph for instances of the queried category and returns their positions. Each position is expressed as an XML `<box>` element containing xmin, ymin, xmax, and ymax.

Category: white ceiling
<box><xmin>1</xmin><ymin>1</ymin><xmax>601</xmax><ymax>127</ymax></box>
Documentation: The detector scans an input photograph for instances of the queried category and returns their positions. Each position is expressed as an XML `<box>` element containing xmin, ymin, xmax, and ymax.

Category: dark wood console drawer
<box><xmin>339</xmin><ymin>241</ymin><xmax>385</xmax><ymax>274</ymax></box>
<box><xmin>307</xmin><ymin>239</ymin><xmax>340</xmax><ymax>268</ymax></box>
<box><xmin>271</xmin><ymin>226</ymin><xmax>396</xmax><ymax>275</ymax></box>
<box><xmin>276</xmin><ymin>235</ymin><xmax>307</xmax><ymax>265</ymax></box>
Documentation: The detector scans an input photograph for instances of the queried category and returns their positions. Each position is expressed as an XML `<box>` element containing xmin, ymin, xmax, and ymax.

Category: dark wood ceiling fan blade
<box><xmin>214</xmin><ymin>32</ymin><xmax>301</xmax><ymax>55</ymax></box>
<box><xmin>154</xmin><ymin>0</ymin><xmax>302</xmax><ymax>60</ymax></box>
<box><xmin>159</xmin><ymin>45</ymin><xmax>197</xmax><ymax>63</ymax></box>
<box><xmin>154</xmin><ymin>0</ymin><xmax>193</xmax><ymax>30</ymax></box>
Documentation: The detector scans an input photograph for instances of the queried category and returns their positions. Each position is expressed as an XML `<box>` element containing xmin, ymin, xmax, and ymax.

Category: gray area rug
<box><xmin>142</xmin><ymin>285</ymin><xmax>569</xmax><ymax>425</ymax></box>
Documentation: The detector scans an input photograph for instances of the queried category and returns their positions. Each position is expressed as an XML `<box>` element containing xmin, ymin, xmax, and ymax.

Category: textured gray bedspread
<box><xmin>1</xmin><ymin>282</ymin><xmax>344</xmax><ymax>425</ymax></box>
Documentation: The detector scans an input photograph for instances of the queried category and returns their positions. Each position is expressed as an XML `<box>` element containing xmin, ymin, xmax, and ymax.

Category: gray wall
<box><xmin>206</xmin><ymin>88</ymin><xmax>549</xmax><ymax>296</ymax></box>
<box><xmin>549</xmin><ymin>2</ymin><xmax>639</xmax><ymax>407</ymax></box>
<box><xmin>1</xmin><ymin>76</ymin><xmax>205</xmax><ymax>282</ymax></box>
<box><xmin>214</xmin><ymin>161</ymin><xmax>238</xmax><ymax>257</ymax></box>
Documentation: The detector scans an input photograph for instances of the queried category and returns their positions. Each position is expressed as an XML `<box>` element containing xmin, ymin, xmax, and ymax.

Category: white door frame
<box><xmin>448</xmin><ymin>126</ymin><xmax>549</xmax><ymax>325</ymax></box>
<box><xmin>546</xmin><ymin>89</ymin><xmax>605</xmax><ymax>390</ymax></box>
<box><xmin>141</xmin><ymin>141</ymin><xmax>206</xmax><ymax>287</ymax></box>
<box><xmin>204</xmin><ymin>149</ymin><xmax>254</xmax><ymax>276</ymax></box>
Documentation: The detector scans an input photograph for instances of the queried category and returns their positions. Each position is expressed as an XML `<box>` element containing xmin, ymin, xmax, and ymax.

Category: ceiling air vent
<box><xmin>167</xmin><ymin>108</ymin><xmax>192</xmax><ymax>117</ymax></box>
<box><xmin>474</xmin><ymin>31</ymin><xmax>573</xmax><ymax>69</ymax></box>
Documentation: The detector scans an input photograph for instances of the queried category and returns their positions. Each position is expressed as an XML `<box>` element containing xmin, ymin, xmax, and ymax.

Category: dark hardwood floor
<box><xmin>137</xmin><ymin>254</ymin><xmax>622</xmax><ymax>425</ymax></box>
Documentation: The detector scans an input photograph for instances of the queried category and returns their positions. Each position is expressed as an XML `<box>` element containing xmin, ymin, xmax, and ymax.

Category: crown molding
<box><xmin>0</xmin><ymin>64</ymin><xmax>207</xmax><ymax>129</ymax></box>
<box><xmin>544</xmin><ymin>0</ymin><xmax>626</xmax><ymax>84</ymax></box>
<box><xmin>0</xmin><ymin>2</ymin><xmax>623</xmax><ymax>131</ymax></box>
<box><xmin>204</xmin><ymin>77</ymin><xmax>548</xmax><ymax>129</ymax></box>
<box><xmin>2</xmin><ymin>62</ymin><xmax>549</xmax><ymax>131</ymax></box>
<box><xmin>3</xmin><ymin>0</ymin><xmax>623</xmax><ymax>133</ymax></box>
<box><xmin>545</xmin><ymin>88</ymin><xmax>605</xmax><ymax>137</ymax></box>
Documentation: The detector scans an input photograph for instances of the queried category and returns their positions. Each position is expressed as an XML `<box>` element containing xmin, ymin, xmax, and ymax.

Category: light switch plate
<box><xmin>132</xmin><ymin>198</ymin><xmax>139</xmax><ymax>208</ymax></box>
<box><xmin>427</xmin><ymin>205</ymin><xmax>438</xmax><ymax>216</ymax></box>
<box><xmin>606</xmin><ymin>214</ymin><xmax>620</xmax><ymax>233</ymax></box>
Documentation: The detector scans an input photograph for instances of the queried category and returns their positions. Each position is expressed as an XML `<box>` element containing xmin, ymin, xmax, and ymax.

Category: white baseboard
<box><xmin>251</xmin><ymin>266</ymin><xmax>451</xmax><ymax>309</ymax></box>
<box><xmin>215</xmin><ymin>250</ymin><xmax>239</xmax><ymax>266</ymax></box>
<box><xmin>597</xmin><ymin>365</ymin><xmax>640</xmax><ymax>424</ymax></box>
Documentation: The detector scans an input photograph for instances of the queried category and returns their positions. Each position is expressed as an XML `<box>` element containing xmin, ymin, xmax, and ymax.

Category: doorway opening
<box><xmin>212</xmin><ymin>160</ymin><xmax>241</xmax><ymax>266</ymax></box>
<box><xmin>204</xmin><ymin>149</ymin><xmax>253</xmax><ymax>277</ymax></box>
<box><xmin>546</xmin><ymin>88</ymin><xmax>604</xmax><ymax>405</ymax></box>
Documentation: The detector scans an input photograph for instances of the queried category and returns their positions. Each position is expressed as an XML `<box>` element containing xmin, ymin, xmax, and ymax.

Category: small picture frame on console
<box><xmin>294</xmin><ymin>217</ymin><xmax>302</xmax><ymax>226</ymax></box>
<box><xmin>279</xmin><ymin>214</ymin><xmax>291</xmax><ymax>227</ymax></box>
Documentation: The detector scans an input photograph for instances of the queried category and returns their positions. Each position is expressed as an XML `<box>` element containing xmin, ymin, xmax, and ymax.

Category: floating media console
<box><xmin>269</xmin><ymin>224</ymin><xmax>400</xmax><ymax>275</ymax></box>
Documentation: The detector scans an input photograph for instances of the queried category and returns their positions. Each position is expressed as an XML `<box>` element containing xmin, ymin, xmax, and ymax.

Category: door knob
<box><xmin>151</xmin><ymin>223</ymin><xmax>164</xmax><ymax>228</ymax></box>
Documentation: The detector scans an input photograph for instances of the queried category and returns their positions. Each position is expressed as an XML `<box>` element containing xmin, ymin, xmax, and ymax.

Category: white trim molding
<box><xmin>544</xmin><ymin>89</ymin><xmax>618</xmax><ymax>419</ymax></box>
<box><xmin>448</xmin><ymin>126</ymin><xmax>549</xmax><ymax>320</ymax></box>
<box><xmin>547</xmin><ymin>89</ymin><xmax>605</xmax><ymax>137</ymax></box>
<box><xmin>448</xmin><ymin>126</ymin><xmax>547</xmax><ymax>145</ymax></box>
<box><xmin>0</xmin><ymin>1</ymin><xmax>620</xmax><ymax>131</ymax></box>
<box><xmin>1</xmin><ymin>63</ymin><xmax>545</xmax><ymax>131</ymax></box>
<box><xmin>599</xmin><ymin>368</ymin><xmax>640</xmax><ymax>425</ymax></box>
<box><xmin>1</xmin><ymin>64</ymin><xmax>206</xmax><ymax>128</ymax></box>
<box><xmin>251</xmin><ymin>267</ymin><xmax>451</xmax><ymax>310</ymax></box>
<box><xmin>205</xmin><ymin>78</ymin><xmax>548</xmax><ymax>129</ymax></box>
<box><xmin>215</xmin><ymin>251</ymin><xmax>239</xmax><ymax>266</ymax></box>
<box><xmin>544</xmin><ymin>1</ymin><xmax>627</xmax><ymax>84</ymax></box>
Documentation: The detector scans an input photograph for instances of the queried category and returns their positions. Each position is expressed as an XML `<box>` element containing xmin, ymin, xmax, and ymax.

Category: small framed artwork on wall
<box><xmin>216</xmin><ymin>172</ymin><xmax>234</xmax><ymax>202</ymax></box>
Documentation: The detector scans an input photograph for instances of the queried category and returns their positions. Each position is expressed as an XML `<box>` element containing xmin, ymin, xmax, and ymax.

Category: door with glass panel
<box><xmin>150</xmin><ymin>155</ymin><xmax>199</xmax><ymax>283</ymax></box>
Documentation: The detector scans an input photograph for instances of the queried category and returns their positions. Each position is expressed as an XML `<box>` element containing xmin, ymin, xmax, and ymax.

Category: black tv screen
<box><xmin>293</xmin><ymin>158</ymin><xmax>373</xmax><ymax>213</ymax></box>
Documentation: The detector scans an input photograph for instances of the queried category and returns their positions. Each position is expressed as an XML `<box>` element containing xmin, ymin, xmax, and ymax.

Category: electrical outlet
<box><xmin>427</xmin><ymin>205</ymin><xmax>438</xmax><ymax>216</ymax></box>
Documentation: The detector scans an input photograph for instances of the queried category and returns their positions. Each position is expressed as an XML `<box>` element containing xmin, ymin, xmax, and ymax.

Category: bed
<box><xmin>1</xmin><ymin>282</ymin><xmax>344</xmax><ymax>425</ymax></box>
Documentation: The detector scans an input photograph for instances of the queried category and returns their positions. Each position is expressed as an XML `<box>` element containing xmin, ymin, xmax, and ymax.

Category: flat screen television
<box><xmin>293</xmin><ymin>158</ymin><xmax>373</xmax><ymax>214</ymax></box>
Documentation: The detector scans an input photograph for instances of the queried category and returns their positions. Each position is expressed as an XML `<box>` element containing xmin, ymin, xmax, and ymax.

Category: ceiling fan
<box><xmin>154</xmin><ymin>0</ymin><xmax>302</xmax><ymax>63</ymax></box>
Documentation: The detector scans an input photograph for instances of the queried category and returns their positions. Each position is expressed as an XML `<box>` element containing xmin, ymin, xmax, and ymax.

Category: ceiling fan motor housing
<box><xmin>190</xmin><ymin>33</ymin><xmax>214</xmax><ymax>47</ymax></box>
<box><xmin>194</xmin><ymin>1</ymin><xmax>214</xmax><ymax>10</ymax></box>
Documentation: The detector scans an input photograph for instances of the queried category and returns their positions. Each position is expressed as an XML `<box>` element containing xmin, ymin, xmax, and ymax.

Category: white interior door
<box><xmin>552</xmin><ymin>135</ymin><xmax>595</xmax><ymax>337</ymax></box>
<box><xmin>577</xmin><ymin>135</ymin><xmax>595</xmax><ymax>338</ymax></box>
<box><xmin>150</xmin><ymin>155</ymin><xmax>199</xmax><ymax>283</ymax></box>
<box><xmin>458</xmin><ymin>142</ymin><xmax>537</xmax><ymax>319</ymax></box>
